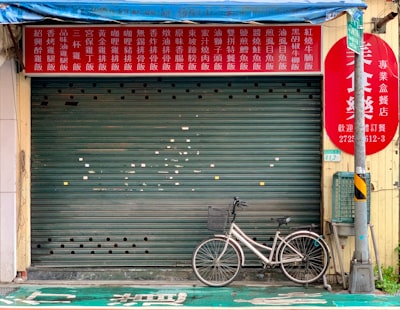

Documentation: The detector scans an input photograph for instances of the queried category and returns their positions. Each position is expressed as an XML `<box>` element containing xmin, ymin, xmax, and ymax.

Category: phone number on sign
<box><xmin>339</xmin><ymin>135</ymin><xmax>386</xmax><ymax>143</ymax></box>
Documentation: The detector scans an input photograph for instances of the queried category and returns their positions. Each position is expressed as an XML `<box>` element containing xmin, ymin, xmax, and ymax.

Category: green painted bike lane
<box><xmin>2</xmin><ymin>285</ymin><xmax>400</xmax><ymax>309</ymax></box>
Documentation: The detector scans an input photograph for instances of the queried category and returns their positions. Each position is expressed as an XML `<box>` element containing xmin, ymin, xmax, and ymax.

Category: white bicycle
<box><xmin>192</xmin><ymin>197</ymin><xmax>330</xmax><ymax>287</ymax></box>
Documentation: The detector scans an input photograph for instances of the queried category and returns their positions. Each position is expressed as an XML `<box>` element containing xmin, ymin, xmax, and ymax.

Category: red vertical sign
<box><xmin>325</xmin><ymin>34</ymin><xmax>398</xmax><ymax>155</ymax></box>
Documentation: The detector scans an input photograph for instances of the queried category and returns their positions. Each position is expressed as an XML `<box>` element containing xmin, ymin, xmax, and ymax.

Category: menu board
<box><xmin>24</xmin><ymin>25</ymin><xmax>321</xmax><ymax>75</ymax></box>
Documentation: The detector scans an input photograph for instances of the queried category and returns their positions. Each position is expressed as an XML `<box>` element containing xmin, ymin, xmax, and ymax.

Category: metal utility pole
<box><xmin>348</xmin><ymin>11</ymin><xmax>375</xmax><ymax>294</ymax></box>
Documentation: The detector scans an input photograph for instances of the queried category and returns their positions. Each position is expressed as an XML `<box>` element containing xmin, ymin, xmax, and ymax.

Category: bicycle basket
<box><xmin>207</xmin><ymin>206</ymin><xmax>229</xmax><ymax>232</ymax></box>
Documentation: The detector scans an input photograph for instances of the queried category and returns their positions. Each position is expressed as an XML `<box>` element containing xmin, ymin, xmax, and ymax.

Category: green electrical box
<box><xmin>332</xmin><ymin>172</ymin><xmax>371</xmax><ymax>224</ymax></box>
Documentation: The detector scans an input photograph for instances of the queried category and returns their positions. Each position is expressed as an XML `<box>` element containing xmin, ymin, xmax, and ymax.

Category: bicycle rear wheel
<box><xmin>192</xmin><ymin>237</ymin><xmax>241</xmax><ymax>287</ymax></box>
<box><xmin>279</xmin><ymin>233</ymin><xmax>330</xmax><ymax>284</ymax></box>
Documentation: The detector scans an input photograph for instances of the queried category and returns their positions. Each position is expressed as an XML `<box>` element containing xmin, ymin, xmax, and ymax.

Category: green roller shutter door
<box><xmin>31</xmin><ymin>76</ymin><xmax>322</xmax><ymax>267</ymax></box>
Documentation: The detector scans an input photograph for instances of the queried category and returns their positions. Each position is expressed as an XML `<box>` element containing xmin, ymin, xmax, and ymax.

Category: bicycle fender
<box><xmin>275</xmin><ymin>230</ymin><xmax>330</xmax><ymax>261</ymax></box>
<box><xmin>214</xmin><ymin>234</ymin><xmax>245</xmax><ymax>266</ymax></box>
<box><xmin>282</xmin><ymin>230</ymin><xmax>331</xmax><ymax>254</ymax></box>
<box><xmin>298</xmin><ymin>230</ymin><xmax>330</xmax><ymax>252</ymax></box>
<box><xmin>286</xmin><ymin>230</ymin><xmax>320</xmax><ymax>239</ymax></box>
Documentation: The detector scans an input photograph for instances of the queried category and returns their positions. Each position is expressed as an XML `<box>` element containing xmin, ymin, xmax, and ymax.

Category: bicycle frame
<box><xmin>215</xmin><ymin>222</ymin><xmax>306</xmax><ymax>267</ymax></box>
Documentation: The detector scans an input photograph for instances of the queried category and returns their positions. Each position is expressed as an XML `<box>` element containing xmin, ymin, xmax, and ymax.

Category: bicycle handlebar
<box><xmin>230</xmin><ymin>197</ymin><xmax>319</xmax><ymax>231</ymax></box>
<box><xmin>231</xmin><ymin>197</ymin><xmax>247</xmax><ymax>221</ymax></box>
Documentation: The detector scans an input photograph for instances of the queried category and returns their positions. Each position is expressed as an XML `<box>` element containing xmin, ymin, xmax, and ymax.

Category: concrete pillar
<box><xmin>0</xmin><ymin>60</ymin><xmax>17</xmax><ymax>282</ymax></box>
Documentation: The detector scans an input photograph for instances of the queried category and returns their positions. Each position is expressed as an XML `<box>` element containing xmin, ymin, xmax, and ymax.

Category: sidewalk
<box><xmin>1</xmin><ymin>280</ymin><xmax>400</xmax><ymax>309</ymax></box>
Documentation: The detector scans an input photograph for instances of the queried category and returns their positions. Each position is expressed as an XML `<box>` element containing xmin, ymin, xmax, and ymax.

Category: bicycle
<box><xmin>192</xmin><ymin>197</ymin><xmax>330</xmax><ymax>287</ymax></box>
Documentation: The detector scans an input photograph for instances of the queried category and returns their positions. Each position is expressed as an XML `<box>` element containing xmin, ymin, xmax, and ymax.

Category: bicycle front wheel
<box><xmin>192</xmin><ymin>237</ymin><xmax>241</xmax><ymax>287</ymax></box>
<box><xmin>279</xmin><ymin>233</ymin><xmax>330</xmax><ymax>284</ymax></box>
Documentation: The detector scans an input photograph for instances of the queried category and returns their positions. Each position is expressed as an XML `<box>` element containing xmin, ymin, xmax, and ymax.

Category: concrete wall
<box><xmin>0</xmin><ymin>60</ymin><xmax>17</xmax><ymax>282</ymax></box>
<box><xmin>15</xmin><ymin>72</ymin><xmax>31</xmax><ymax>274</ymax></box>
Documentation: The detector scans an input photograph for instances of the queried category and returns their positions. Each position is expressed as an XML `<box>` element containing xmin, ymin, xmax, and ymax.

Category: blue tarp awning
<box><xmin>0</xmin><ymin>0</ymin><xmax>367</xmax><ymax>24</ymax></box>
